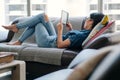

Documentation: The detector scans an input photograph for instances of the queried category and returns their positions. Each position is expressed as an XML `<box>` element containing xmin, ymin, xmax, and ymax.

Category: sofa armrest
<box><xmin>61</xmin><ymin>50</ymin><xmax>78</xmax><ymax>66</ymax></box>
<box><xmin>67</xmin><ymin>49</ymin><xmax>97</xmax><ymax>68</ymax></box>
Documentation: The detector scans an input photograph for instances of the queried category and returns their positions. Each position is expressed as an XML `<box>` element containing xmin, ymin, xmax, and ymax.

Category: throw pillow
<box><xmin>82</xmin><ymin>15</ymin><xmax>109</xmax><ymax>47</ymax></box>
<box><xmin>83</xmin><ymin>20</ymin><xmax>115</xmax><ymax>48</ymax></box>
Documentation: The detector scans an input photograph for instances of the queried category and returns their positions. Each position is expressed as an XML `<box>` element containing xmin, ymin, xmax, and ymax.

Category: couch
<box><xmin>34</xmin><ymin>43</ymin><xmax>120</xmax><ymax>80</ymax></box>
<box><xmin>0</xmin><ymin>16</ymin><xmax>115</xmax><ymax>79</ymax></box>
<box><xmin>34</xmin><ymin>29</ymin><xmax>120</xmax><ymax>80</ymax></box>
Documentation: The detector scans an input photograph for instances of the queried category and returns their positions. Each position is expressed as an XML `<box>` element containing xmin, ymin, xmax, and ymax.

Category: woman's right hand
<box><xmin>56</xmin><ymin>21</ymin><xmax>71</xmax><ymax>48</ymax></box>
<box><xmin>56</xmin><ymin>21</ymin><xmax>63</xmax><ymax>32</ymax></box>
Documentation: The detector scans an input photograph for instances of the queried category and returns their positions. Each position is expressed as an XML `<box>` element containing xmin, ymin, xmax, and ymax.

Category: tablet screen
<box><xmin>61</xmin><ymin>10</ymin><xmax>69</xmax><ymax>25</ymax></box>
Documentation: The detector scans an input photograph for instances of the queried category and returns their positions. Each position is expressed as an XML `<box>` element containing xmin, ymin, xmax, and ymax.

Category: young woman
<box><xmin>2</xmin><ymin>12</ymin><xmax>104</xmax><ymax>49</ymax></box>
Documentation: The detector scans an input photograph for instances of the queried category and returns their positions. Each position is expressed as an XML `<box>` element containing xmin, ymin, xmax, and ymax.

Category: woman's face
<box><xmin>83</xmin><ymin>18</ymin><xmax>94</xmax><ymax>30</ymax></box>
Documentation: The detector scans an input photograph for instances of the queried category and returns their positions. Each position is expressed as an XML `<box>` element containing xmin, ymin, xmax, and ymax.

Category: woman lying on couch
<box><xmin>2</xmin><ymin>12</ymin><xmax>104</xmax><ymax>50</ymax></box>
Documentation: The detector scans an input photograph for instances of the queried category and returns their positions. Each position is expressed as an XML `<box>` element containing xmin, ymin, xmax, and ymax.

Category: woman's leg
<box><xmin>16</xmin><ymin>14</ymin><xmax>56</xmax><ymax>36</ymax></box>
<box><xmin>3</xmin><ymin>13</ymin><xmax>56</xmax><ymax>35</ymax></box>
<box><xmin>35</xmin><ymin>23</ymin><xmax>57</xmax><ymax>48</ymax></box>
<box><xmin>2</xmin><ymin>13</ymin><xmax>46</xmax><ymax>32</ymax></box>
<box><xmin>41</xmin><ymin>14</ymin><xmax>56</xmax><ymax>36</ymax></box>
<box><xmin>16</xmin><ymin>13</ymin><xmax>45</xmax><ymax>29</ymax></box>
<box><xmin>17</xmin><ymin>14</ymin><xmax>56</xmax><ymax>44</ymax></box>
<box><xmin>44</xmin><ymin>21</ymin><xmax>56</xmax><ymax>36</ymax></box>
<box><xmin>17</xmin><ymin>14</ymin><xmax>57</xmax><ymax>44</ymax></box>
<box><xmin>8</xmin><ymin>27</ymin><xmax>35</xmax><ymax>45</ymax></box>
<box><xmin>18</xmin><ymin>27</ymin><xmax>35</xmax><ymax>43</ymax></box>
<box><xmin>3</xmin><ymin>13</ymin><xmax>57</xmax><ymax>45</ymax></box>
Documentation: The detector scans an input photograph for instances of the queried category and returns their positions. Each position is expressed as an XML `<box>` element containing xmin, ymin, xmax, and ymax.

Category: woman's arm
<box><xmin>56</xmin><ymin>22</ymin><xmax>71</xmax><ymax>48</ymax></box>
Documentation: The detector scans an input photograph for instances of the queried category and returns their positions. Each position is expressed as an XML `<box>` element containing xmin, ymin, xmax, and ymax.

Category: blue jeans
<box><xmin>16</xmin><ymin>13</ymin><xmax>57</xmax><ymax>48</ymax></box>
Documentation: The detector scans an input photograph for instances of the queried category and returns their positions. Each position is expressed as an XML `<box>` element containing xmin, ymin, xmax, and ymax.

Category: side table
<box><xmin>0</xmin><ymin>60</ymin><xmax>26</xmax><ymax>80</ymax></box>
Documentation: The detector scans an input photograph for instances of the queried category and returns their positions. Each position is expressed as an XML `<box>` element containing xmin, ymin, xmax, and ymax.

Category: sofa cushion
<box><xmin>0</xmin><ymin>42</ymin><xmax>77</xmax><ymax>66</ymax></box>
<box><xmin>18</xmin><ymin>47</ymin><xmax>65</xmax><ymax>65</ymax></box>
<box><xmin>68</xmin><ymin>49</ymin><xmax>97</xmax><ymax>68</ymax></box>
<box><xmin>0</xmin><ymin>43</ymin><xmax>26</xmax><ymax>52</ymax></box>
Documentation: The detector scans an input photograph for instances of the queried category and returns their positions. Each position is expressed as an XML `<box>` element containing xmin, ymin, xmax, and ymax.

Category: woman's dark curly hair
<box><xmin>90</xmin><ymin>12</ymin><xmax>105</xmax><ymax>29</ymax></box>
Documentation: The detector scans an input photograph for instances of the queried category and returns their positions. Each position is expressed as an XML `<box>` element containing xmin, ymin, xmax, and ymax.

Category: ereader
<box><xmin>61</xmin><ymin>10</ymin><xmax>69</xmax><ymax>25</ymax></box>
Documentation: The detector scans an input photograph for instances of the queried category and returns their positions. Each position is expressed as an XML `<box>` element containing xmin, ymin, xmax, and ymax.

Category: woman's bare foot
<box><xmin>44</xmin><ymin>14</ymin><xmax>49</xmax><ymax>22</ymax></box>
<box><xmin>2</xmin><ymin>24</ymin><xmax>19</xmax><ymax>33</ymax></box>
<box><xmin>7</xmin><ymin>40</ymin><xmax>22</xmax><ymax>45</ymax></box>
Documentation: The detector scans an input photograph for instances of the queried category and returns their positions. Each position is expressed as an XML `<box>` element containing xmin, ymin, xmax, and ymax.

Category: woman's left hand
<box><xmin>66</xmin><ymin>22</ymin><xmax>73</xmax><ymax>31</ymax></box>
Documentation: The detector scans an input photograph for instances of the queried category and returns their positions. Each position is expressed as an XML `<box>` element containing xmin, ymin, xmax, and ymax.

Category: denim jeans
<box><xmin>16</xmin><ymin>13</ymin><xmax>57</xmax><ymax>48</ymax></box>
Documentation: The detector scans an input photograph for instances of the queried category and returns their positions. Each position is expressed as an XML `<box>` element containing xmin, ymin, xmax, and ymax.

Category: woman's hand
<box><xmin>56</xmin><ymin>21</ymin><xmax>70</xmax><ymax>48</ymax></box>
<box><xmin>66</xmin><ymin>22</ymin><xmax>73</xmax><ymax>31</ymax></box>
<box><xmin>56</xmin><ymin>21</ymin><xmax>63</xmax><ymax>32</ymax></box>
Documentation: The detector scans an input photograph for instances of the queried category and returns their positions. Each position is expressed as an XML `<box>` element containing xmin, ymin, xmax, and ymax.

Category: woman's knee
<box><xmin>36</xmin><ymin>13</ymin><xmax>45</xmax><ymax>19</ymax></box>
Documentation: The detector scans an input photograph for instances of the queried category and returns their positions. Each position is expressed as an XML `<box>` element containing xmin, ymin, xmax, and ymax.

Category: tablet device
<box><xmin>61</xmin><ymin>10</ymin><xmax>69</xmax><ymax>25</ymax></box>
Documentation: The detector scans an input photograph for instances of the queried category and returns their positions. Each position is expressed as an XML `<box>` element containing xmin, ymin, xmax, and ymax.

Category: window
<box><xmin>0</xmin><ymin>0</ymin><xmax>99</xmax><ymax>30</ymax></box>
<box><xmin>0</xmin><ymin>0</ymin><xmax>47</xmax><ymax>25</ymax></box>
<box><xmin>109</xmin><ymin>4</ymin><xmax>120</xmax><ymax>10</ymax></box>
<box><xmin>30</xmin><ymin>0</ymin><xmax>47</xmax><ymax>16</ymax></box>
<box><xmin>90</xmin><ymin>4</ymin><xmax>97</xmax><ymax>10</ymax></box>
<box><xmin>47</xmin><ymin>0</ymin><xmax>90</xmax><ymax>17</ymax></box>
<box><xmin>117</xmin><ymin>25</ymin><xmax>120</xmax><ymax>30</ymax></box>
<box><xmin>109</xmin><ymin>15</ymin><xmax>120</xmax><ymax>20</ymax></box>
<box><xmin>9</xmin><ymin>5</ymin><xmax>25</xmax><ymax>11</ymax></box>
<box><xmin>32</xmin><ymin>4</ymin><xmax>46</xmax><ymax>11</ymax></box>
<box><xmin>104</xmin><ymin>4</ymin><xmax>120</xmax><ymax>10</ymax></box>
<box><xmin>89</xmin><ymin>0</ymin><xmax>98</xmax><ymax>13</ymax></box>
<box><xmin>9</xmin><ymin>16</ymin><xmax>22</xmax><ymax>21</ymax></box>
<box><xmin>103</xmin><ymin>0</ymin><xmax>120</xmax><ymax>31</ymax></box>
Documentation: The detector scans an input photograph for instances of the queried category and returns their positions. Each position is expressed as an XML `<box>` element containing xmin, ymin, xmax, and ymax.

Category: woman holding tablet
<box><xmin>2</xmin><ymin>12</ymin><xmax>104</xmax><ymax>49</ymax></box>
